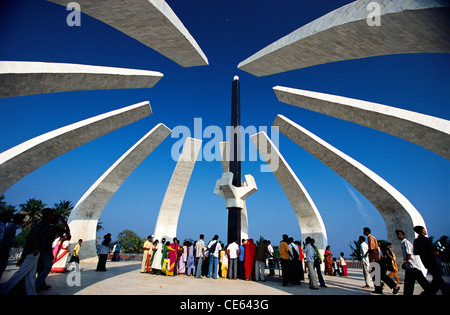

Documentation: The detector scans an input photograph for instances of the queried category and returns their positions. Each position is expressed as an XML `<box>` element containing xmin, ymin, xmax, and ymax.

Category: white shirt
<box><xmin>207</xmin><ymin>240</ymin><xmax>222</xmax><ymax>258</ymax></box>
<box><xmin>227</xmin><ymin>242</ymin><xmax>239</xmax><ymax>259</ymax></box>
<box><xmin>360</xmin><ymin>241</ymin><xmax>369</xmax><ymax>265</ymax></box>
<box><xmin>304</xmin><ymin>244</ymin><xmax>315</xmax><ymax>262</ymax></box>
<box><xmin>289</xmin><ymin>243</ymin><xmax>299</xmax><ymax>261</ymax></box>
<box><xmin>195</xmin><ymin>239</ymin><xmax>205</xmax><ymax>258</ymax></box>
<box><xmin>267</xmin><ymin>244</ymin><xmax>274</xmax><ymax>258</ymax></box>
<box><xmin>99</xmin><ymin>244</ymin><xmax>109</xmax><ymax>255</ymax></box>
<box><xmin>401</xmin><ymin>238</ymin><xmax>422</xmax><ymax>270</ymax></box>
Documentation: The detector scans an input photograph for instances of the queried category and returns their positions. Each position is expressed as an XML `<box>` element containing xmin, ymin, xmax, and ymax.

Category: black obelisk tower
<box><xmin>228</xmin><ymin>76</ymin><xmax>242</xmax><ymax>245</ymax></box>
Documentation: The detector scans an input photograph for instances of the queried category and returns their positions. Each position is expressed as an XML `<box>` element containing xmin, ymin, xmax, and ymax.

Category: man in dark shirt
<box><xmin>413</xmin><ymin>226</ymin><xmax>449</xmax><ymax>295</ymax></box>
<box><xmin>254</xmin><ymin>240</ymin><xmax>271</xmax><ymax>281</ymax></box>
<box><xmin>35</xmin><ymin>209</ymin><xmax>70</xmax><ymax>291</ymax></box>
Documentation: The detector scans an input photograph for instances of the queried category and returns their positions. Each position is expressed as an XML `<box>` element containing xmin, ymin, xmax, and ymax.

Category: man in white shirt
<box><xmin>396</xmin><ymin>230</ymin><xmax>430</xmax><ymax>295</ymax></box>
<box><xmin>194</xmin><ymin>234</ymin><xmax>206</xmax><ymax>278</ymax></box>
<box><xmin>359</xmin><ymin>235</ymin><xmax>374</xmax><ymax>288</ymax></box>
<box><xmin>226</xmin><ymin>239</ymin><xmax>239</xmax><ymax>279</ymax></box>
<box><xmin>304</xmin><ymin>237</ymin><xmax>319</xmax><ymax>289</ymax></box>
<box><xmin>207</xmin><ymin>235</ymin><xmax>222</xmax><ymax>279</ymax></box>
<box><xmin>267</xmin><ymin>240</ymin><xmax>275</xmax><ymax>276</ymax></box>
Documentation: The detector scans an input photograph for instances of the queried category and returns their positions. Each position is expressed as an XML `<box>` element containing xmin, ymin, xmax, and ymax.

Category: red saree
<box><xmin>244</xmin><ymin>239</ymin><xmax>256</xmax><ymax>280</ymax></box>
<box><xmin>324</xmin><ymin>250</ymin><xmax>333</xmax><ymax>275</ymax></box>
<box><xmin>166</xmin><ymin>243</ymin><xmax>180</xmax><ymax>276</ymax></box>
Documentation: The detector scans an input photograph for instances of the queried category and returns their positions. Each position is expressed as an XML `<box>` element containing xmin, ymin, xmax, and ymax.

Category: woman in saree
<box><xmin>324</xmin><ymin>245</ymin><xmax>333</xmax><ymax>276</ymax></box>
<box><xmin>244</xmin><ymin>238</ymin><xmax>256</xmax><ymax>281</ymax></box>
<box><xmin>51</xmin><ymin>234</ymin><xmax>71</xmax><ymax>273</ymax></box>
<box><xmin>166</xmin><ymin>238</ymin><xmax>180</xmax><ymax>276</ymax></box>
<box><xmin>144</xmin><ymin>241</ymin><xmax>155</xmax><ymax>273</ymax></box>
<box><xmin>151</xmin><ymin>239</ymin><xmax>163</xmax><ymax>275</ymax></box>
<box><xmin>178</xmin><ymin>242</ymin><xmax>188</xmax><ymax>275</ymax></box>
<box><xmin>220</xmin><ymin>248</ymin><xmax>228</xmax><ymax>278</ymax></box>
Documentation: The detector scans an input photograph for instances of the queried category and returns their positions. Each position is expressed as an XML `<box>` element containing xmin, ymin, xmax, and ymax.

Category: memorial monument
<box><xmin>214</xmin><ymin>77</ymin><xmax>257</xmax><ymax>245</ymax></box>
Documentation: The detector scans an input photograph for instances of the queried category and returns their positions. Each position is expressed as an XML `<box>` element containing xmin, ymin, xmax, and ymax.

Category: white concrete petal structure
<box><xmin>219</xmin><ymin>142</ymin><xmax>248</xmax><ymax>239</ymax></box>
<box><xmin>274</xmin><ymin>86</ymin><xmax>450</xmax><ymax>160</ymax></box>
<box><xmin>214</xmin><ymin>172</ymin><xmax>257</xmax><ymax>209</ymax></box>
<box><xmin>0</xmin><ymin>101</ymin><xmax>152</xmax><ymax>195</ymax></box>
<box><xmin>238</xmin><ymin>0</ymin><xmax>450</xmax><ymax>76</ymax></box>
<box><xmin>250</xmin><ymin>131</ymin><xmax>327</xmax><ymax>251</ymax></box>
<box><xmin>0</xmin><ymin>61</ymin><xmax>163</xmax><ymax>98</ymax></box>
<box><xmin>48</xmin><ymin>0</ymin><xmax>209</xmax><ymax>67</ymax></box>
<box><xmin>153</xmin><ymin>137</ymin><xmax>202</xmax><ymax>242</ymax></box>
<box><xmin>214</xmin><ymin>142</ymin><xmax>258</xmax><ymax>214</ymax></box>
<box><xmin>69</xmin><ymin>123</ymin><xmax>172</xmax><ymax>262</ymax></box>
<box><xmin>273</xmin><ymin>114</ymin><xmax>426</xmax><ymax>261</ymax></box>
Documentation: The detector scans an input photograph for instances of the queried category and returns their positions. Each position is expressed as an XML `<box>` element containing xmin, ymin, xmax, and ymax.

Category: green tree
<box><xmin>1</xmin><ymin>204</ymin><xmax>16</xmax><ymax>216</ymax></box>
<box><xmin>18</xmin><ymin>198</ymin><xmax>47</xmax><ymax>229</ymax></box>
<box><xmin>52</xmin><ymin>200</ymin><xmax>73</xmax><ymax>220</ymax></box>
<box><xmin>349</xmin><ymin>238</ymin><xmax>387</xmax><ymax>260</ymax></box>
<box><xmin>13</xmin><ymin>228</ymin><xmax>30</xmax><ymax>248</ymax></box>
<box><xmin>256</xmin><ymin>236</ymin><xmax>265</xmax><ymax>246</ymax></box>
<box><xmin>348</xmin><ymin>240</ymin><xmax>361</xmax><ymax>260</ymax></box>
<box><xmin>0</xmin><ymin>194</ymin><xmax>6</xmax><ymax>210</ymax></box>
<box><xmin>96</xmin><ymin>219</ymin><xmax>104</xmax><ymax>232</ymax></box>
<box><xmin>117</xmin><ymin>229</ymin><xmax>145</xmax><ymax>254</ymax></box>
<box><xmin>0</xmin><ymin>195</ymin><xmax>16</xmax><ymax>216</ymax></box>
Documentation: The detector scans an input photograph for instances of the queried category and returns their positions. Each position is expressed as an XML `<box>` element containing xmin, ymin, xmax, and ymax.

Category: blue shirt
<box><xmin>239</xmin><ymin>245</ymin><xmax>245</xmax><ymax>261</ymax></box>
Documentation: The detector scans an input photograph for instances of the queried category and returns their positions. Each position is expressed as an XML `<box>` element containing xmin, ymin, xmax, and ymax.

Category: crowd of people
<box><xmin>359</xmin><ymin>226</ymin><xmax>449</xmax><ymax>295</ymax></box>
<box><xmin>0</xmin><ymin>205</ymin><xmax>448</xmax><ymax>295</ymax></box>
<box><xmin>137</xmin><ymin>233</ymin><xmax>349</xmax><ymax>288</ymax></box>
<box><xmin>0</xmin><ymin>207</ymin><xmax>72</xmax><ymax>295</ymax></box>
<box><xmin>136</xmin><ymin>227</ymin><xmax>449</xmax><ymax>296</ymax></box>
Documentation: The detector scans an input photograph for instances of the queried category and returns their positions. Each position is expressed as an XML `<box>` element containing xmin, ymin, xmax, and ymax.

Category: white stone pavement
<box><xmin>1</xmin><ymin>260</ymin><xmax>443</xmax><ymax>295</ymax></box>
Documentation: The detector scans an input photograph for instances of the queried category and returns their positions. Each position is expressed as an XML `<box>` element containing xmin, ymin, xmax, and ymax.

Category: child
<box><xmin>332</xmin><ymin>258</ymin><xmax>341</xmax><ymax>276</ymax></box>
<box><xmin>339</xmin><ymin>252</ymin><xmax>348</xmax><ymax>277</ymax></box>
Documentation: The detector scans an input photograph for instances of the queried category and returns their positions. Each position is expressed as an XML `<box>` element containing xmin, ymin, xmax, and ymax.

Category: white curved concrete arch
<box><xmin>0</xmin><ymin>61</ymin><xmax>163</xmax><ymax>98</ymax></box>
<box><xmin>48</xmin><ymin>0</ymin><xmax>209</xmax><ymax>67</ymax></box>
<box><xmin>274</xmin><ymin>86</ymin><xmax>450</xmax><ymax>160</ymax></box>
<box><xmin>153</xmin><ymin>137</ymin><xmax>202</xmax><ymax>242</ymax></box>
<box><xmin>238</xmin><ymin>0</ymin><xmax>450</xmax><ymax>76</ymax></box>
<box><xmin>250</xmin><ymin>132</ymin><xmax>327</xmax><ymax>250</ymax></box>
<box><xmin>69</xmin><ymin>123</ymin><xmax>172</xmax><ymax>262</ymax></box>
<box><xmin>273</xmin><ymin>114</ymin><xmax>426</xmax><ymax>261</ymax></box>
<box><xmin>0</xmin><ymin>101</ymin><xmax>152</xmax><ymax>195</ymax></box>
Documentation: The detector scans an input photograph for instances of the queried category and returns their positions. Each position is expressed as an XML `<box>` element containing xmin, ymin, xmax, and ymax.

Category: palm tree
<box><xmin>0</xmin><ymin>195</ymin><xmax>16</xmax><ymax>216</ymax></box>
<box><xmin>96</xmin><ymin>219</ymin><xmax>104</xmax><ymax>232</ymax></box>
<box><xmin>349</xmin><ymin>240</ymin><xmax>361</xmax><ymax>260</ymax></box>
<box><xmin>52</xmin><ymin>200</ymin><xmax>73</xmax><ymax>220</ymax></box>
<box><xmin>19</xmin><ymin>198</ymin><xmax>47</xmax><ymax>229</ymax></box>
<box><xmin>0</xmin><ymin>194</ymin><xmax>6</xmax><ymax>210</ymax></box>
<box><xmin>1</xmin><ymin>204</ymin><xmax>17</xmax><ymax>216</ymax></box>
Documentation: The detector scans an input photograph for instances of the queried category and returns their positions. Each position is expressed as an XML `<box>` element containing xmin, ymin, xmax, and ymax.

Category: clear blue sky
<box><xmin>0</xmin><ymin>0</ymin><xmax>449</xmax><ymax>256</ymax></box>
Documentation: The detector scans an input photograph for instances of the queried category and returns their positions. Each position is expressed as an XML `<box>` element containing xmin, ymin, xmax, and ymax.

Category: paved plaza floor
<box><xmin>1</xmin><ymin>260</ymin><xmax>441</xmax><ymax>296</ymax></box>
